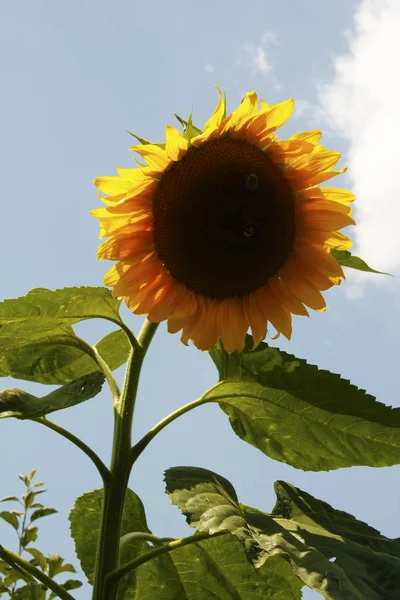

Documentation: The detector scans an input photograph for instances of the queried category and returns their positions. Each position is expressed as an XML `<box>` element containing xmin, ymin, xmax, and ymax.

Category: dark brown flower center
<box><xmin>152</xmin><ymin>137</ymin><xmax>295</xmax><ymax>299</ymax></box>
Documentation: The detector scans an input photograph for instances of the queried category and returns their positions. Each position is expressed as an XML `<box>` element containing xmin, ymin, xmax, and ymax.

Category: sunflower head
<box><xmin>92</xmin><ymin>87</ymin><xmax>355</xmax><ymax>353</ymax></box>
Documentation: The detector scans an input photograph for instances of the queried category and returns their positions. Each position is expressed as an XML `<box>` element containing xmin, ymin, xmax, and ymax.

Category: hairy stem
<box><xmin>92</xmin><ymin>320</ymin><xmax>158</xmax><ymax>600</ymax></box>
<box><xmin>0</xmin><ymin>545</ymin><xmax>75</xmax><ymax>600</ymax></box>
<box><xmin>107</xmin><ymin>532</ymin><xmax>227</xmax><ymax>585</ymax></box>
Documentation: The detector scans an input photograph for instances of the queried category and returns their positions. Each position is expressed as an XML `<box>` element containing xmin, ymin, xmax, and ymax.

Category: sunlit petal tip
<box><xmin>165</xmin><ymin>124</ymin><xmax>189</xmax><ymax>161</ymax></box>
<box><xmin>202</xmin><ymin>85</ymin><xmax>226</xmax><ymax>132</ymax></box>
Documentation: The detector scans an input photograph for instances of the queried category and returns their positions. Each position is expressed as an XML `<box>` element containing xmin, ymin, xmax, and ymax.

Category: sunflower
<box><xmin>92</xmin><ymin>88</ymin><xmax>354</xmax><ymax>353</ymax></box>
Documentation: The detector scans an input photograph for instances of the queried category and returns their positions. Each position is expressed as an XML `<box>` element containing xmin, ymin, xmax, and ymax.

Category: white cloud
<box><xmin>236</xmin><ymin>31</ymin><xmax>277</xmax><ymax>79</ymax></box>
<box><xmin>319</xmin><ymin>0</ymin><xmax>400</xmax><ymax>280</ymax></box>
<box><xmin>204</xmin><ymin>63</ymin><xmax>214</xmax><ymax>74</ymax></box>
<box><xmin>293</xmin><ymin>99</ymin><xmax>311</xmax><ymax>118</ymax></box>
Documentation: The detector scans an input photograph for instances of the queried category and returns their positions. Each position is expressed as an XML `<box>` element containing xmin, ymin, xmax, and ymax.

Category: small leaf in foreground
<box><xmin>25</xmin><ymin>548</ymin><xmax>47</xmax><ymax>571</ymax></box>
<box><xmin>0</xmin><ymin>511</ymin><xmax>20</xmax><ymax>530</ymax></box>
<box><xmin>30</xmin><ymin>508</ymin><xmax>57</xmax><ymax>523</ymax></box>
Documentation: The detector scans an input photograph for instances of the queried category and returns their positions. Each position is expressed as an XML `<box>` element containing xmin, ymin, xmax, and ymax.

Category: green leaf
<box><xmin>20</xmin><ymin>525</ymin><xmax>38</xmax><ymax>548</ymax></box>
<box><xmin>0</xmin><ymin>323</ymin><xmax>129</xmax><ymax>386</ymax></box>
<box><xmin>134</xmin><ymin>536</ymin><xmax>302</xmax><ymax>600</ymax></box>
<box><xmin>330</xmin><ymin>249</ymin><xmax>390</xmax><ymax>275</ymax></box>
<box><xmin>30</xmin><ymin>508</ymin><xmax>57</xmax><ymax>523</ymax></box>
<box><xmin>0</xmin><ymin>561</ymin><xmax>8</xmax><ymax>575</ymax></box>
<box><xmin>0</xmin><ymin>372</ymin><xmax>105</xmax><ymax>419</ymax></box>
<box><xmin>174</xmin><ymin>113</ymin><xmax>202</xmax><ymax>141</ymax></box>
<box><xmin>24</xmin><ymin>491</ymin><xmax>34</xmax><ymax>509</ymax></box>
<box><xmin>25</xmin><ymin>548</ymin><xmax>47</xmax><ymax>571</ymax></box>
<box><xmin>28</xmin><ymin>470</ymin><xmax>36</xmax><ymax>482</ymax></box>
<box><xmin>0</xmin><ymin>287</ymin><xmax>128</xmax><ymax>385</ymax></box>
<box><xmin>69</xmin><ymin>487</ymin><xmax>150</xmax><ymax>598</ymax></box>
<box><xmin>0</xmin><ymin>511</ymin><xmax>19</xmax><ymax>530</ymax></box>
<box><xmin>13</xmin><ymin>583</ymin><xmax>47</xmax><ymax>599</ymax></box>
<box><xmin>0</xmin><ymin>286</ymin><xmax>123</xmax><ymax>328</ymax></box>
<box><xmin>166</xmin><ymin>466</ymin><xmax>393</xmax><ymax>599</ymax></box>
<box><xmin>127</xmin><ymin>131</ymin><xmax>166</xmax><ymax>150</ymax></box>
<box><xmin>0</xmin><ymin>496</ymin><xmax>19</xmax><ymax>503</ymax></box>
<box><xmin>46</xmin><ymin>554</ymin><xmax>76</xmax><ymax>578</ymax></box>
<box><xmin>48</xmin><ymin>579</ymin><xmax>83</xmax><ymax>599</ymax></box>
<box><xmin>208</xmin><ymin>337</ymin><xmax>400</xmax><ymax>471</ymax></box>
<box><xmin>94</xmin><ymin>329</ymin><xmax>131</xmax><ymax>371</ymax></box>
<box><xmin>70</xmin><ymin>486</ymin><xmax>301</xmax><ymax>599</ymax></box>
<box><xmin>272</xmin><ymin>481</ymin><xmax>400</xmax><ymax>599</ymax></box>
<box><xmin>4</xmin><ymin>566</ymin><xmax>33</xmax><ymax>586</ymax></box>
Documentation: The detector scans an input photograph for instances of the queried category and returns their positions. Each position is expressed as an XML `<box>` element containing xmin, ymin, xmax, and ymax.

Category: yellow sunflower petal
<box><xmin>184</xmin><ymin>298</ymin><xmax>220</xmax><ymax>351</ymax></box>
<box><xmin>296</xmin><ymin>197</ymin><xmax>352</xmax><ymax>216</ymax></box>
<box><xmin>115</xmin><ymin>167</ymin><xmax>149</xmax><ymax>184</ymax></box>
<box><xmin>243</xmin><ymin>293</ymin><xmax>268</xmax><ymax>349</ymax></box>
<box><xmin>268</xmin><ymin>276</ymin><xmax>309</xmax><ymax>317</ymax></box>
<box><xmin>165</xmin><ymin>125</ymin><xmax>189</xmax><ymax>161</ymax></box>
<box><xmin>217</xmin><ymin>299</ymin><xmax>248</xmax><ymax>354</ymax></box>
<box><xmin>279</xmin><ymin>267</ymin><xmax>327</xmax><ymax>311</ymax></box>
<box><xmin>255</xmin><ymin>285</ymin><xmax>292</xmax><ymax>340</ymax></box>
<box><xmin>293</xmin><ymin>242</ymin><xmax>344</xmax><ymax>277</ymax></box>
<box><xmin>267</xmin><ymin>139</ymin><xmax>315</xmax><ymax>162</ymax></box>
<box><xmin>319</xmin><ymin>187</ymin><xmax>356</xmax><ymax>205</ymax></box>
<box><xmin>94</xmin><ymin>176</ymin><xmax>133</xmax><ymax>196</ymax></box>
<box><xmin>202</xmin><ymin>85</ymin><xmax>226</xmax><ymax>132</ymax></box>
<box><xmin>298</xmin><ymin>209</ymin><xmax>355</xmax><ymax>232</ymax></box>
<box><xmin>290</xmin><ymin>130</ymin><xmax>322</xmax><ymax>145</ymax></box>
<box><xmin>230</xmin><ymin>91</ymin><xmax>259</xmax><ymax>125</ymax></box>
<box><xmin>96</xmin><ymin>235</ymin><xmax>154</xmax><ymax>261</ymax></box>
<box><xmin>263</xmin><ymin>98</ymin><xmax>295</xmax><ymax>134</ymax></box>
<box><xmin>129</xmin><ymin>143</ymin><xmax>171</xmax><ymax>171</ymax></box>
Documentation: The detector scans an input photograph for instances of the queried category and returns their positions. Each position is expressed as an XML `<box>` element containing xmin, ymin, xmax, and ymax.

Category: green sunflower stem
<box><xmin>92</xmin><ymin>319</ymin><xmax>158</xmax><ymax>600</ymax></box>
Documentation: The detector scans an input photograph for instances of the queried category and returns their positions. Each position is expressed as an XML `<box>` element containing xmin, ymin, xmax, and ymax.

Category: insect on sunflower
<box><xmin>92</xmin><ymin>88</ymin><xmax>355</xmax><ymax>353</ymax></box>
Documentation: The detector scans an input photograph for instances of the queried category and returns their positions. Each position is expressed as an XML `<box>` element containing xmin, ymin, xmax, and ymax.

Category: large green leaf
<box><xmin>69</xmin><ymin>488</ymin><xmax>151</xmax><ymax>599</ymax></box>
<box><xmin>165</xmin><ymin>466</ymin><xmax>400</xmax><ymax>599</ymax></box>
<box><xmin>0</xmin><ymin>327</ymin><xmax>130</xmax><ymax>385</ymax></box>
<box><xmin>330</xmin><ymin>249</ymin><xmax>389</xmax><ymax>275</ymax></box>
<box><xmin>0</xmin><ymin>372</ymin><xmax>105</xmax><ymax>419</ymax></box>
<box><xmin>0</xmin><ymin>286</ymin><xmax>123</xmax><ymax>328</ymax></box>
<box><xmin>133</xmin><ymin>535</ymin><xmax>302</xmax><ymax>600</ymax></box>
<box><xmin>69</xmin><ymin>486</ymin><xmax>302</xmax><ymax>600</ymax></box>
<box><xmin>0</xmin><ymin>287</ymin><xmax>130</xmax><ymax>385</ymax></box>
<box><xmin>208</xmin><ymin>337</ymin><xmax>400</xmax><ymax>471</ymax></box>
<box><xmin>272</xmin><ymin>481</ymin><xmax>400</xmax><ymax>599</ymax></box>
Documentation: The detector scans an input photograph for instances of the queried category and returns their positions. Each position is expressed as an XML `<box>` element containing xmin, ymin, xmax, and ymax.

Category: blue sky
<box><xmin>1</xmin><ymin>1</ymin><xmax>399</xmax><ymax>598</ymax></box>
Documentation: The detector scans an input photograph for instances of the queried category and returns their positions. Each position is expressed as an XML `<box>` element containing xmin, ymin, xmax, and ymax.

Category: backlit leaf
<box><xmin>30</xmin><ymin>508</ymin><xmax>57</xmax><ymax>523</ymax></box>
<box><xmin>166</xmin><ymin>466</ymin><xmax>400</xmax><ymax>599</ymax></box>
<box><xmin>330</xmin><ymin>249</ymin><xmax>389</xmax><ymax>275</ymax></box>
<box><xmin>0</xmin><ymin>511</ymin><xmax>19</xmax><ymax>530</ymax></box>
<box><xmin>0</xmin><ymin>326</ymin><xmax>130</xmax><ymax>385</ymax></box>
<box><xmin>0</xmin><ymin>286</ymin><xmax>123</xmax><ymax>328</ymax></box>
<box><xmin>208</xmin><ymin>337</ymin><xmax>400</xmax><ymax>470</ymax></box>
